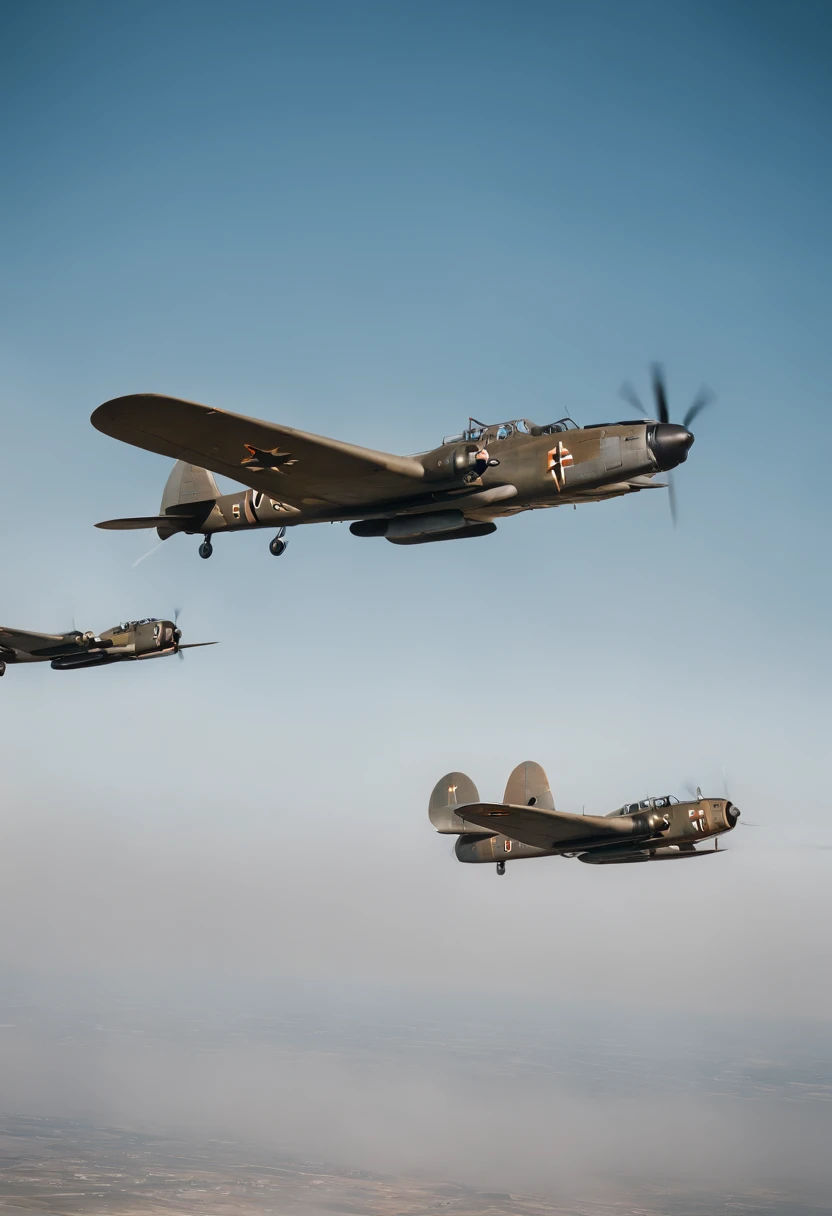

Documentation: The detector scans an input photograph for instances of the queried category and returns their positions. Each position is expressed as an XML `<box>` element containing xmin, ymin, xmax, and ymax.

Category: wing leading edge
<box><xmin>91</xmin><ymin>394</ymin><xmax>428</xmax><ymax>507</ymax></box>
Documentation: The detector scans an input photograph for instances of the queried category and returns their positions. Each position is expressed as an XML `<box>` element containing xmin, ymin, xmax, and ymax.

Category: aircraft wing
<box><xmin>92</xmin><ymin>394</ymin><xmax>428</xmax><ymax>508</ymax></box>
<box><xmin>456</xmin><ymin>802</ymin><xmax>639</xmax><ymax>851</ymax></box>
<box><xmin>0</xmin><ymin>626</ymin><xmax>79</xmax><ymax>657</ymax></box>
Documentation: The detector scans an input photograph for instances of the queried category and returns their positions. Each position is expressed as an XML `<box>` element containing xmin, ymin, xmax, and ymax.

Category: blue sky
<box><xmin>0</xmin><ymin>1</ymin><xmax>830</xmax><ymax>1024</ymax></box>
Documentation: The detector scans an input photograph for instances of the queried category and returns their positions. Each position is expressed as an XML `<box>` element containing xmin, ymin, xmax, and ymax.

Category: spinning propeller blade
<box><xmin>721</xmin><ymin>767</ymin><xmax>761</xmax><ymax>826</ymax></box>
<box><xmin>169</xmin><ymin>608</ymin><xmax>217</xmax><ymax>660</ymax></box>
<box><xmin>620</xmin><ymin>364</ymin><xmax>716</xmax><ymax>527</ymax></box>
<box><xmin>683</xmin><ymin>387</ymin><xmax>715</xmax><ymax>429</ymax></box>
<box><xmin>651</xmin><ymin>364</ymin><xmax>670</xmax><ymax>424</ymax></box>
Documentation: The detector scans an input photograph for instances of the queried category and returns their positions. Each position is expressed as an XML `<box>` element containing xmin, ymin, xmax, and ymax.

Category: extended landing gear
<box><xmin>199</xmin><ymin>535</ymin><xmax>213</xmax><ymax>560</ymax></box>
<box><xmin>496</xmin><ymin>861</ymin><xmax>506</xmax><ymax>876</ymax></box>
<box><xmin>269</xmin><ymin>527</ymin><xmax>288</xmax><ymax>557</ymax></box>
<box><xmin>0</xmin><ymin>662</ymin><xmax>5</xmax><ymax>677</ymax></box>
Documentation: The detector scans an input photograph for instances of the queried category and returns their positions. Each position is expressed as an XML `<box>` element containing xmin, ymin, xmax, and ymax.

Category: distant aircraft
<box><xmin>91</xmin><ymin>366</ymin><xmax>711</xmax><ymax>560</ymax></box>
<box><xmin>0</xmin><ymin>616</ymin><xmax>215</xmax><ymax>677</ymax></box>
<box><xmin>430</xmin><ymin>762</ymin><xmax>741</xmax><ymax>874</ymax></box>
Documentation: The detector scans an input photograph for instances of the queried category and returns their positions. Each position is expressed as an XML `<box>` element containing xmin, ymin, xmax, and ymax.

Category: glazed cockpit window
<box><xmin>534</xmin><ymin>418</ymin><xmax>579</xmax><ymax>436</ymax></box>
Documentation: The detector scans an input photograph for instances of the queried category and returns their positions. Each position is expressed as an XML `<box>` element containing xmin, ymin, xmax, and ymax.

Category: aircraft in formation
<box><xmin>0</xmin><ymin>616</ymin><xmax>215</xmax><ymax>677</ymax></box>
<box><xmin>6</xmin><ymin>365</ymin><xmax>745</xmax><ymax>869</ymax></box>
<box><xmin>429</xmin><ymin>761</ymin><xmax>742</xmax><ymax>873</ymax></box>
<box><xmin>91</xmin><ymin>366</ymin><xmax>712</xmax><ymax>559</ymax></box>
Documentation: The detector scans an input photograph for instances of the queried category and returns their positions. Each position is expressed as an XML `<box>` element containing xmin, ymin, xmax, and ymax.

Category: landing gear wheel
<box><xmin>269</xmin><ymin>528</ymin><xmax>288</xmax><ymax>557</ymax></box>
<box><xmin>496</xmin><ymin>861</ymin><xmax>506</xmax><ymax>876</ymax></box>
<box><xmin>0</xmin><ymin>662</ymin><xmax>5</xmax><ymax>677</ymax></box>
<box><xmin>199</xmin><ymin>540</ymin><xmax>213</xmax><ymax>560</ymax></box>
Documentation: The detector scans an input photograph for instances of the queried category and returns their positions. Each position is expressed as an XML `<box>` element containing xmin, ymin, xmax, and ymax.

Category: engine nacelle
<box><xmin>631</xmin><ymin>810</ymin><xmax>671</xmax><ymax>836</ymax></box>
<box><xmin>424</xmin><ymin>443</ymin><xmax>492</xmax><ymax>482</ymax></box>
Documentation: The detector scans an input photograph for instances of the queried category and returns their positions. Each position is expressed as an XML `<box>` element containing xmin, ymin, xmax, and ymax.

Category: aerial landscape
<box><xmin>0</xmin><ymin>1</ymin><xmax>830</xmax><ymax>1214</ymax></box>
<box><xmin>1</xmin><ymin>991</ymin><xmax>831</xmax><ymax>1214</ymax></box>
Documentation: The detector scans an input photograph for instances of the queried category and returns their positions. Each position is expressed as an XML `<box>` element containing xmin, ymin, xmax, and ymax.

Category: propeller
<box><xmin>682</xmin><ymin>773</ymin><xmax>762</xmax><ymax>830</ymax></box>
<box><xmin>720</xmin><ymin>767</ymin><xmax>763</xmax><ymax>827</ymax></box>
<box><xmin>65</xmin><ymin>615</ymin><xmax>96</xmax><ymax>646</ymax></box>
<box><xmin>172</xmin><ymin>607</ymin><xmax>184</xmax><ymax>658</ymax></box>
<box><xmin>169</xmin><ymin>608</ymin><xmax>218</xmax><ymax>660</ymax></box>
<box><xmin>619</xmin><ymin>364</ymin><xmax>715</xmax><ymax>526</ymax></box>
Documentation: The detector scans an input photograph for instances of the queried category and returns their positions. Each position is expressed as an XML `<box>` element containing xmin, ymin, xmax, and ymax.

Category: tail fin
<box><xmin>503</xmin><ymin>761</ymin><xmax>555</xmax><ymax>810</ymax></box>
<box><xmin>160</xmin><ymin>461</ymin><xmax>220</xmax><ymax>513</ymax></box>
<box><xmin>429</xmin><ymin>771</ymin><xmax>492</xmax><ymax>835</ymax></box>
<box><xmin>156</xmin><ymin>461</ymin><xmax>220</xmax><ymax>539</ymax></box>
<box><xmin>95</xmin><ymin>461</ymin><xmax>220</xmax><ymax>538</ymax></box>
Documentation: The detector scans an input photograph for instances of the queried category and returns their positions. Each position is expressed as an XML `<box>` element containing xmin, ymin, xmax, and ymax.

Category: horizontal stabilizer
<box><xmin>96</xmin><ymin>496</ymin><xmax>216</xmax><ymax>537</ymax></box>
<box><xmin>96</xmin><ymin>516</ymin><xmax>177</xmax><ymax>531</ymax></box>
<box><xmin>164</xmin><ymin>499</ymin><xmax>216</xmax><ymax>517</ymax></box>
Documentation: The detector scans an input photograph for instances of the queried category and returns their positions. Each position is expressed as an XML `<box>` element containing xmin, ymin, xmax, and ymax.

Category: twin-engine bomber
<box><xmin>0</xmin><ymin>617</ymin><xmax>215</xmax><ymax>677</ymax></box>
<box><xmin>91</xmin><ymin>367</ymin><xmax>710</xmax><ymax>559</ymax></box>
<box><xmin>430</xmin><ymin>762</ymin><xmax>741</xmax><ymax>873</ymax></box>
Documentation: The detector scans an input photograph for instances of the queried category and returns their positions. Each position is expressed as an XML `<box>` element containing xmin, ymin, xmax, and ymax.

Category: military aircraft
<box><xmin>430</xmin><ymin>762</ymin><xmax>741</xmax><ymax>873</ymax></box>
<box><xmin>91</xmin><ymin>367</ymin><xmax>711</xmax><ymax>559</ymax></box>
<box><xmin>0</xmin><ymin>616</ymin><xmax>215</xmax><ymax>676</ymax></box>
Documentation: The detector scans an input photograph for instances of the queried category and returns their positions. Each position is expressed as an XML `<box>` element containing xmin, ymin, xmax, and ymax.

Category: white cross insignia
<box><xmin>547</xmin><ymin>441</ymin><xmax>574</xmax><ymax>491</ymax></box>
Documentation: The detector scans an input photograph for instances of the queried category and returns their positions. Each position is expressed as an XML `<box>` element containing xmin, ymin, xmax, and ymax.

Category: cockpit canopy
<box><xmin>442</xmin><ymin>417</ymin><xmax>579</xmax><ymax>445</ymax></box>
<box><xmin>119</xmin><ymin>617</ymin><xmax>161</xmax><ymax>630</ymax></box>
<box><xmin>609</xmin><ymin>795</ymin><xmax>680</xmax><ymax>817</ymax></box>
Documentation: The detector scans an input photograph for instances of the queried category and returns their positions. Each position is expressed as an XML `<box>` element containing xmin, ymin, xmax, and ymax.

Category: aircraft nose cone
<box><xmin>725</xmin><ymin>802</ymin><xmax>740</xmax><ymax>827</ymax></box>
<box><xmin>650</xmin><ymin>423</ymin><xmax>695</xmax><ymax>471</ymax></box>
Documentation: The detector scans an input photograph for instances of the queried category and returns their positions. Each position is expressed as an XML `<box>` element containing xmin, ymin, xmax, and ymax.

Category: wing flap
<box><xmin>92</xmin><ymin>394</ymin><xmax>426</xmax><ymax>506</ymax></box>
